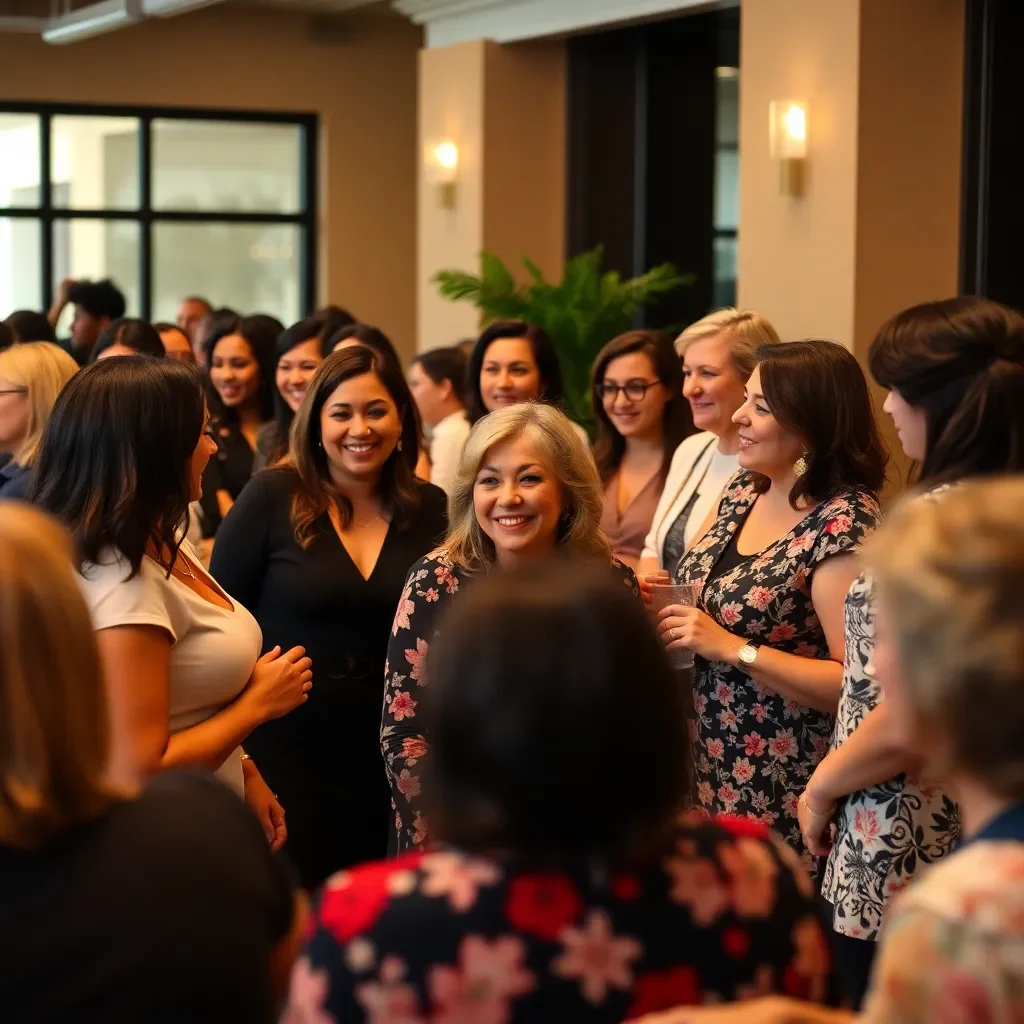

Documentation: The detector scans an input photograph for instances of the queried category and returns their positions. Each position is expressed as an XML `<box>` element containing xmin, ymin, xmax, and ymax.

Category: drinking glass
<box><xmin>650</xmin><ymin>581</ymin><xmax>701</xmax><ymax>670</ymax></box>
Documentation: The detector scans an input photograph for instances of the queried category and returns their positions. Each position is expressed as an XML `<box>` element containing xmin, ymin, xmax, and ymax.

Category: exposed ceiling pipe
<box><xmin>14</xmin><ymin>0</ymin><xmax>225</xmax><ymax>45</ymax></box>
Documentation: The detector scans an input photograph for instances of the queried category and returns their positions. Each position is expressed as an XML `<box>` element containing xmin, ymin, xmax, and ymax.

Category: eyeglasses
<box><xmin>0</xmin><ymin>388</ymin><xmax>27</xmax><ymax>396</ymax></box>
<box><xmin>595</xmin><ymin>380</ymin><xmax>662</xmax><ymax>402</ymax></box>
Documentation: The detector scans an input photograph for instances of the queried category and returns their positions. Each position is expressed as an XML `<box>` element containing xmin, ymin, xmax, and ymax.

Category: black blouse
<box><xmin>209</xmin><ymin>467</ymin><xmax>448</xmax><ymax>888</ymax></box>
<box><xmin>199</xmin><ymin>415</ymin><xmax>260</xmax><ymax>537</ymax></box>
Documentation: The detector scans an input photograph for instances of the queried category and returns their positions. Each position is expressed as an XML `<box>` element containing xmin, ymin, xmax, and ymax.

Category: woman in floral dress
<box><xmin>797</xmin><ymin>297</ymin><xmax>1024</xmax><ymax>1007</ymax></box>
<box><xmin>657</xmin><ymin>341</ymin><xmax>886</xmax><ymax>862</ymax></box>
<box><xmin>290</xmin><ymin>560</ymin><xmax>831</xmax><ymax>1024</ymax></box>
<box><xmin>381</xmin><ymin>403</ymin><xmax>638</xmax><ymax>854</ymax></box>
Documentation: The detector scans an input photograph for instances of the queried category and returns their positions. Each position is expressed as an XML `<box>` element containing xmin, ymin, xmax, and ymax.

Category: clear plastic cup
<box><xmin>650</xmin><ymin>581</ymin><xmax>701</xmax><ymax>670</ymax></box>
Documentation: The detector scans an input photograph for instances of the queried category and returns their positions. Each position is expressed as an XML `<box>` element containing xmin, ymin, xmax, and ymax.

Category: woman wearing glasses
<box><xmin>591</xmin><ymin>331</ymin><xmax>693</xmax><ymax>570</ymax></box>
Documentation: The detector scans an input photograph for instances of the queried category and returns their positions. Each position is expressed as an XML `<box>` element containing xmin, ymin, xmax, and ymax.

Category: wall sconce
<box><xmin>769</xmin><ymin>100</ymin><xmax>808</xmax><ymax>197</ymax></box>
<box><xmin>425</xmin><ymin>140</ymin><xmax>459</xmax><ymax>210</ymax></box>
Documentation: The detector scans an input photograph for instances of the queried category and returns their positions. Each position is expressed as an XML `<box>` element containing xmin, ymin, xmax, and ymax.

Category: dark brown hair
<box><xmin>755</xmin><ymin>339</ymin><xmax>888</xmax><ymax>508</ymax></box>
<box><xmin>591</xmin><ymin>330</ymin><xmax>692</xmax><ymax>484</ymax></box>
<box><xmin>424</xmin><ymin>559</ymin><xmax>688</xmax><ymax>859</ymax></box>
<box><xmin>285</xmin><ymin>346</ymin><xmax>422</xmax><ymax>549</ymax></box>
<box><xmin>868</xmin><ymin>297</ymin><xmax>1024</xmax><ymax>486</ymax></box>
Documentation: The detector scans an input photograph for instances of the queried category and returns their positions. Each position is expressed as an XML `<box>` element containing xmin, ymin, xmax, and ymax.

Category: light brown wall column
<box><xmin>417</xmin><ymin>38</ymin><xmax>566</xmax><ymax>352</ymax></box>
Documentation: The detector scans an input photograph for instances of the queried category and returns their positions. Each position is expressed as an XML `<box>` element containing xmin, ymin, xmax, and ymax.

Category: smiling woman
<box><xmin>382</xmin><ymin>402</ymin><xmax>640</xmax><ymax>855</ymax></box>
<box><xmin>209</xmin><ymin>346</ymin><xmax>448</xmax><ymax>888</ymax></box>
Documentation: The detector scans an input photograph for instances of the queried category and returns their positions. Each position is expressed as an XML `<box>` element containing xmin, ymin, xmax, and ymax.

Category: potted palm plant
<box><xmin>435</xmin><ymin>247</ymin><xmax>690</xmax><ymax>433</ymax></box>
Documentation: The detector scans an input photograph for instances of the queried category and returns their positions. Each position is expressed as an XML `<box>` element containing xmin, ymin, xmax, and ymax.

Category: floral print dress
<box><xmin>282</xmin><ymin>814</ymin><xmax>832</xmax><ymax>1024</ymax></box>
<box><xmin>674</xmin><ymin>473</ymin><xmax>881</xmax><ymax>861</ymax></box>
<box><xmin>381</xmin><ymin>551</ymin><xmax>640</xmax><ymax>854</ymax></box>
<box><xmin>819</xmin><ymin>569</ymin><xmax>959</xmax><ymax>940</ymax></box>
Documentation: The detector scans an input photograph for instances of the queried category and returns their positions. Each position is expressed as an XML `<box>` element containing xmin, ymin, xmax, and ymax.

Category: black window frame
<box><xmin>0</xmin><ymin>100</ymin><xmax>318</xmax><ymax>319</ymax></box>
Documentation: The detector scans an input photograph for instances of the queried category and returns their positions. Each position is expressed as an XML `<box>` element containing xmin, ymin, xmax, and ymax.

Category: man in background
<box><xmin>47</xmin><ymin>278</ymin><xmax>126</xmax><ymax>365</ymax></box>
<box><xmin>176</xmin><ymin>295</ymin><xmax>213</xmax><ymax>349</ymax></box>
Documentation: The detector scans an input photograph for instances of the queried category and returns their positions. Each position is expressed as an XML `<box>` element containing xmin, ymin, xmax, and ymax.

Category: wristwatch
<box><xmin>737</xmin><ymin>643</ymin><xmax>759</xmax><ymax>669</ymax></box>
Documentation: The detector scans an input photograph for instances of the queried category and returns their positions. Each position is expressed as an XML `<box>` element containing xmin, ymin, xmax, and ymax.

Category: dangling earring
<box><xmin>397</xmin><ymin>436</ymin><xmax>404</xmax><ymax>452</ymax></box>
<box><xmin>794</xmin><ymin>449</ymin><xmax>810</xmax><ymax>477</ymax></box>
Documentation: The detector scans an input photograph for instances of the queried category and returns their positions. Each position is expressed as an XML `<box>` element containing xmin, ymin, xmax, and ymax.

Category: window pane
<box><xmin>713</xmin><ymin>234</ymin><xmax>737</xmax><ymax>309</ymax></box>
<box><xmin>152</xmin><ymin>120</ymin><xmax>303</xmax><ymax>213</ymax></box>
<box><xmin>52</xmin><ymin>219</ymin><xmax>140</xmax><ymax>334</ymax></box>
<box><xmin>714</xmin><ymin>149</ymin><xmax>739</xmax><ymax>231</ymax></box>
<box><xmin>51</xmin><ymin>115</ymin><xmax>140</xmax><ymax>211</ymax></box>
<box><xmin>0</xmin><ymin>114</ymin><xmax>42</xmax><ymax>208</ymax></box>
<box><xmin>0</xmin><ymin>218</ymin><xmax>42</xmax><ymax>314</ymax></box>
<box><xmin>152</xmin><ymin>222</ymin><xmax>301</xmax><ymax>324</ymax></box>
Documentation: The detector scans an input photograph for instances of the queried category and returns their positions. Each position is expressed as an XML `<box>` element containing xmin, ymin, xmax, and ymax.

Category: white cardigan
<box><xmin>640</xmin><ymin>431</ymin><xmax>723</xmax><ymax>566</ymax></box>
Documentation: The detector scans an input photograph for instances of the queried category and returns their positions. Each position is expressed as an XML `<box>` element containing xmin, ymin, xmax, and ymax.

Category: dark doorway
<box><xmin>567</xmin><ymin>7</ymin><xmax>739</xmax><ymax>331</ymax></box>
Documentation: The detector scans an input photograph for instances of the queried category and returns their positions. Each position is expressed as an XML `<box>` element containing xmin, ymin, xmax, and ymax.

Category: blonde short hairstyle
<box><xmin>0</xmin><ymin>505</ymin><xmax>117</xmax><ymax>850</ymax></box>
<box><xmin>0</xmin><ymin>342</ymin><xmax>79</xmax><ymax>465</ymax></box>
<box><xmin>868</xmin><ymin>478</ymin><xmax>1024</xmax><ymax>797</ymax></box>
<box><xmin>440</xmin><ymin>403</ymin><xmax>611</xmax><ymax>572</ymax></box>
<box><xmin>674</xmin><ymin>308</ymin><xmax>781</xmax><ymax>379</ymax></box>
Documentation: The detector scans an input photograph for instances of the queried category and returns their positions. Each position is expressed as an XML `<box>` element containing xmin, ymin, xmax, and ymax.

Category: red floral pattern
<box><xmin>287</xmin><ymin>816</ymin><xmax>831</xmax><ymax>1023</ymax></box>
<box><xmin>675</xmin><ymin>474</ymin><xmax>881</xmax><ymax>863</ymax></box>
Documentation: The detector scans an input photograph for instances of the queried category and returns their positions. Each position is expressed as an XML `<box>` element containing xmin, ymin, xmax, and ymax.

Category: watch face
<box><xmin>740</xmin><ymin>645</ymin><xmax>756</xmax><ymax>665</ymax></box>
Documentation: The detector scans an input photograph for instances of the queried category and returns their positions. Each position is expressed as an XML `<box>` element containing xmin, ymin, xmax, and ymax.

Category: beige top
<box><xmin>78</xmin><ymin>541</ymin><xmax>262</xmax><ymax>796</ymax></box>
<box><xmin>600</xmin><ymin>470</ymin><xmax>663</xmax><ymax>571</ymax></box>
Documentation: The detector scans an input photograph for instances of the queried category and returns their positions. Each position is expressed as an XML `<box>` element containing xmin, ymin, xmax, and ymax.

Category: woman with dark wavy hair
<box><xmin>211</xmin><ymin>346</ymin><xmax>447</xmax><ymax>888</ymax></box>
<box><xmin>30</xmin><ymin>357</ymin><xmax>311</xmax><ymax>845</ymax></box>
<box><xmin>659</xmin><ymin>340</ymin><xmax>886</xmax><ymax>867</ymax></box>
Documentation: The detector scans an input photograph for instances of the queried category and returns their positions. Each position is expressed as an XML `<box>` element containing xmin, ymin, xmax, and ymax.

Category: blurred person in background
<box><xmin>90</xmin><ymin>318</ymin><xmax>165</xmax><ymax>362</ymax></box>
<box><xmin>292</xmin><ymin>561</ymin><xmax>830</xmax><ymax>1022</ymax></box>
<box><xmin>212</xmin><ymin>346</ymin><xmax>447</xmax><ymax>887</ymax></box>
<box><xmin>176</xmin><ymin>295</ymin><xmax>212</xmax><ymax>347</ymax></box>
<box><xmin>31</xmin><ymin>357</ymin><xmax>311</xmax><ymax>846</ymax></box>
<box><xmin>0</xmin><ymin>502</ymin><xmax>304</xmax><ymax>1024</ymax></box>
<box><xmin>592</xmin><ymin>330</ymin><xmax>692</xmax><ymax>570</ymax></box>
<box><xmin>154</xmin><ymin>322</ymin><xmax>196</xmax><ymax>364</ymax></box>
<box><xmin>193</xmin><ymin>305</ymin><xmax>238</xmax><ymax>367</ymax></box>
<box><xmin>383</xmin><ymin>403</ymin><xmax>637</xmax><ymax>854</ymax></box>
<box><xmin>0</xmin><ymin>342</ymin><xmax>79</xmax><ymax>501</ymax></box>
<box><xmin>253</xmin><ymin>309</ymin><xmax>351</xmax><ymax>473</ymax></box>
<box><xmin>47</xmin><ymin>278</ymin><xmax>126</xmax><ymax>366</ymax></box>
<box><xmin>201</xmin><ymin>315</ymin><xmax>278</xmax><ymax>535</ymax></box>
<box><xmin>407</xmin><ymin>345</ymin><xmax>469</xmax><ymax>494</ymax></box>
<box><xmin>4</xmin><ymin>309</ymin><xmax>57</xmax><ymax>345</ymax></box>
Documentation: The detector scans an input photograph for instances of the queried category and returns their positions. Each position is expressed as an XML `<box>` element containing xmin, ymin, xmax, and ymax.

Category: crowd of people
<box><xmin>2</xmin><ymin>279</ymin><xmax>1024</xmax><ymax>1023</ymax></box>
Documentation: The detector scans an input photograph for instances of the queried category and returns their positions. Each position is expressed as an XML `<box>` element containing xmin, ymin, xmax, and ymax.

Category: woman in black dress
<box><xmin>211</xmin><ymin>345</ymin><xmax>447</xmax><ymax>888</ymax></box>
<box><xmin>657</xmin><ymin>340</ymin><xmax>886</xmax><ymax>865</ymax></box>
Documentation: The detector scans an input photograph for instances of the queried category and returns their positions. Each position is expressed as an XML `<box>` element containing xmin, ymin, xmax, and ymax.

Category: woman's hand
<box><xmin>242</xmin><ymin>757</ymin><xmax>287</xmax><ymax>851</ymax></box>
<box><xmin>798</xmin><ymin>785</ymin><xmax>836</xmax><ymax>857</ymax></box>
<box><xmin>638</xmin><ymin>570</ymin><xmax>670</xmax><ymax>607</ymax></box>
<box><xmin>656</xmin><ymin>605</ymin><xmax>742</xmax><ymax>664</ymax></box>
<box><xmin>242</xmin><ymin>645</ymin><xmax>313</xmax><ymax>723</ymax></box>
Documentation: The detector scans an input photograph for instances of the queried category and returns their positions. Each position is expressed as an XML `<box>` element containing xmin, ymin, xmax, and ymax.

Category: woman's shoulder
<box><xmin>814</xmin><ymin>487</ymin><xmax>882</xmax><ymax>536</ymax></box>
<box><xmin>609</xmin><ymin>556</ymin><xmax>640</xmax><ymax>594</ymax></box>
<box><xmin>414</xmin><ymin>480</ymin><xmax>449</xmax><ymax>516</ymax></box>
<box><xmin>405</xmin><ymin>548</ymin><xmax>465</xmax><ymax>586</ymax></box>
<box><xmin>665</xmin><ymin>432</ymin><xmax>718</xmax><ymax>477</ymax></box>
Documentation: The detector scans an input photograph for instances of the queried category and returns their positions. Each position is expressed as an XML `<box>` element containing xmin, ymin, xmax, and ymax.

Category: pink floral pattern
<box><xmin>286</xmin><ymin>816</ymin><xmax>831</xmax><ymax>1022</ymax></box>
<box><xmin>381</xmin><ymin>551</ymin><xmax>639</xmax><ymax>854</ymax></box>
<box><xmin>675</xmin><ymin>473</ymin><xmax>881</xmax><ymax>862</ymax></box>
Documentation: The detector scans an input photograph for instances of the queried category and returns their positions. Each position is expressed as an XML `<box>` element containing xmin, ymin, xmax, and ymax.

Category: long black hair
<box><xmin>89</xmin><ymin>318</ymin><xmax>165</xmax><ymax>362</ymax></box>
<box><xmin>464</xmin><ymin>320</ymin><xmax>566</xmax><ymax>424</ymax></box>
<box><xmin>31</xmin><ymin>357</ymin><xmax>207</xmax><ymax>577</ymax></box>
<box><xmin>327</xmin><ymin>323</ymin><xmax>403</xmax><ymax>374</ymax></box>
<box><xmin>869</xmin><ymin>297</ymin><xmax>1024</xmax><ymax>485</ymax></box>
<box><xmin>203</xmin><ymin>314</ymin><xmax>279</xmax><ymax>424</ymax></box>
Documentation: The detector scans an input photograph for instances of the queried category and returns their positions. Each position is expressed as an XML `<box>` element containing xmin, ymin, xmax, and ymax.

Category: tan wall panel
<box><xmin>482</xmin><ymin>39</ymin><xmax>566</xmax><ymax>288</ymax></box>
<box><xmin>737</xmin><ymin>0</ymin><xmax>861</xmax><ymax>346</ymax></box>
<box><xmin>0</xmin><ymin>6</ymin><xmax>422</xmax><ymax>357</ymax></box>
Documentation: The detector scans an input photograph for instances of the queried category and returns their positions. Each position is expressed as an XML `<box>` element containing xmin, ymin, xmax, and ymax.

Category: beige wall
<box><xmin>417</xmin><ymin>38</ymin><xmax>566</xmax><ymax>351</ymax></box>
<box><xmin>738</xmin><ymin>0</ymin><xmax>964</xmax><ymax>493</ymax></box>
<box><xmin>0</xmin><ymin>5</ymin><xmax>423</xmax><ymax>358</ymax></box>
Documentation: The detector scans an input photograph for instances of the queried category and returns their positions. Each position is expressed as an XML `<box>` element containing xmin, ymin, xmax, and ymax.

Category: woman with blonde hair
<box><xmin>0</xmin><ymin>503</ymin><xmax>302</xmax><ymax>1022</ymax></box>
<box><xmin>211</xmin><ymin>345</ymin><xmax>447</xmax><ymax>887</ymax></box>
<box><xmin>638</xmin><ymin>308</ymin><xmax>780</xmax><ymax>580</ymax></box>
<box><xmin>0</xmin><ymin>341</ymin><xmax>78</xmax><ymax>500</ymax></box>
<box><xmin>382</xmin><ymin>402</ymin><xmax>639</xmax><ymax>853</ymax></box>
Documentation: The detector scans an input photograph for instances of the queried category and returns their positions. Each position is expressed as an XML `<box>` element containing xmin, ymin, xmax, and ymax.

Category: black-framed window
<box><xmin>0</xmin><ymin>103</ymin><xmax>317</xmax><ymax>327</ymax></box>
